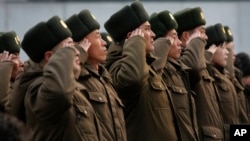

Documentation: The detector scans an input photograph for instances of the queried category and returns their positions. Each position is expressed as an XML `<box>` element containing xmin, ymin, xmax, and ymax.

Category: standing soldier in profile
<box><xmin>11</xmin><ymin>15</ymin><xmax>103</xmax><ymax>141</ymax></box>
<box><xmin>205</xmin><ymin>23</ymin><xmax>239</xmax><ymax>141</ymax></box>
<box><xmin>0</xmin><ymin>31</ymin><xmax>24</xmax><ymax>113</ymax></box>
<box><xmin>223</xmin><ymin>25</ymin><xmax>249</xmax><ymax>124</ymax></box>
<box><xmin>149</xmin><ymin>10</ymin><xmax>199</xmax><ymax>141</ymax></box>
<box><xmin>65</xmin><ymin>9</ymin><xmax>127</xmax><ymax>141</ymax></box>
<box><xmin>174</xmin><ymin>7</ymin><xmax>224</xmax><ymax>141</ymax></box>
<box><xmin>104</xmin><ymin>1</ymin><xmax>180</xmax><ymax>141</ymax></box>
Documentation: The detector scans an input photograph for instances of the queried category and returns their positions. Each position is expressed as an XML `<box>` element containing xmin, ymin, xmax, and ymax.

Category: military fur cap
<box><xmin>101</xmin><ymin>32</ymin><xmax>113</xmax><ymax>49</ymax></box>
<box><xmin>224</xmin><ymin>26</ymin><xmax>234</xmax><ymax>42</ymax></box>
<box><xmin>235</xmin><ymin>52</ymin><xmax>250</xmax><ymax>76</ymax></box>
<box><xmin>104</xmin><ymin>1</ymin><xmax>149</xmax><ymax>42</ymax></box>
<box><xmin>21</xmin><ymin>15</ymin><xmax>72</xmax><ymax>63</ymax></box>
<box><xmin>65</xmin><ymin>9</ymin><xmax>100</xmax><ymax>42</ymax></box>
<box><xmin>205</xmin><ymin>23</ymin><xmax>227</xmax><ymax>49</ymax></box>
<box><xmin>0</xmin><ymin>31</ymin><xmax>21</xmax><ymax>53</ymax></box>
<box><xmin>149</xmin><ymin>10</ymin><xmax>178</xmax><ymax>39</ymax></box>
<box><xmin>174</xmin><ymin>7</ymin><xmax>206</xmax><ymax>35</ymax></box>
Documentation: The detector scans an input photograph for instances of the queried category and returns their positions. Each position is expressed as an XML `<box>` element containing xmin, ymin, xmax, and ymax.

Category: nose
<box><xmin>151</xmin><ymin>30</ymin><xmax>156</xmax><ymax>38</ymax></box>
<box><xmin>203</xmin><ymin>33</ymin><xmax>208</xmax><ymax>40</ymax></box>
<box><xmin>102</xmin><ymin>38</ymin><xmax>107</xmax><ymax>47</ymax></box>
<box><xmin>18</xmin><ymin>58</ymin><xmax>24</xmax><ymax>67</ymax></box>
<box><xmin>74</xmin><ymin>48</ymin><xmax>80</xmax><ymax>56</ymax></box>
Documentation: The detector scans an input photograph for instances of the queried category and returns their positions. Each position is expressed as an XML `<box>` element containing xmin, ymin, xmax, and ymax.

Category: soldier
<box><xmin>174</xmin><ymin>8</ymin><xmax>224</xmax><ymax>141</ymax></box>
<box><xmin>0</xmin><ymin>31</ymin><xmax>24</xmax><ymax>113</ymax></box>
<box><xmin>205</xmin><ymin>23</ymin><xmax>239</xmax><ymax>141</ymax></box>
<box><xmin>234</xmin><ymin>52</ymin><xmax>250</xmax><ymax>121</ymax></box>
<box><xmin>149</xmin><ymin>10</ymin><xmax>199</xmax><ymax>141</ymax></box>
<box><xmin>11</xmin><ymin>15</ymin><xmax>102</xmax><ymax>140</ymax></box>
<box><xmin>224</xmin><ymin>26</ymin><xmax>249</xmax><ymax>124</ymax></box>
<box><xmin>104</xmin><ymin>1</ymin><xmax>179</xmax><ymax>141</ymax></box>
<box><xmin>65</xmin><ymin>9</ymin><xmax>127</xmax><ymax>141</ymax></box>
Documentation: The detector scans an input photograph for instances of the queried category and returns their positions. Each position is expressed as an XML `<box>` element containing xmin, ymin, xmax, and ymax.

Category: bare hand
<box><xmin>166</xmin><ymin>36</ymin><xmax>174</xmax><ymax>46</ymax></box>
<box><xmin>129</xmin><ymin>28</ymin><xmax>144</xmax><ymax>39</ymax></box>
<box><xmin>187</xmin><ymin>31</ymin><xmax>201</xmax><ymax>45</ymax></box>
<box><xmin>77</xmin><ymin>38</ymin><xmax>91</xmax><ymax>52</ymax></box>
<box><xmin>206</xmin><ymin>44</ymin><xmax>217</xmax><ymax>54</ymax></box>
<box><xmin>0</xmin><ymin>51</ymin><xmax>12</xmax><ymax>62</ymax></box>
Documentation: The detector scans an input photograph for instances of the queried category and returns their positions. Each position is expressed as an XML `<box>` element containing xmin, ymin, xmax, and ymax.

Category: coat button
<box><xmin>84</xmin><ymin>110</ymin><xmax>88</xmax><ymax>114</ymax></box>
<box><xmin>99</xmin><ymin>97</ymin><xmax>102</xmax><ymax>101</ymax></box>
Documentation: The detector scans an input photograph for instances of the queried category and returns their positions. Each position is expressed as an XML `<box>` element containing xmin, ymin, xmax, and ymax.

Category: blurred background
<box><xmin>1</xmin><ymin>0</ymin><xmax>249</xmax><ymax>61</ymax></box>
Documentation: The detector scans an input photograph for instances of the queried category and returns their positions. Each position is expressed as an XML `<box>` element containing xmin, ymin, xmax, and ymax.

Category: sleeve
<box><xmin>204</xmin><ymin>50</ymin><xmax>214</xmax><ymax>63</ymax></box>
<box><xmin>180</xmin><ymin>37</ymin><xmax>207</xmax><ymax>70</ymax></box>
<box><xmin>27</xmin><ymin>47</ymin><xmax>78</xmax><ymax>122</ymax></box>
<box><xmin>0</xmin><ymin>61</ymin><xmax>13</xmax><ymax>113</ymax></box>
<box><xmin>151</xmin><ymin>38</ymin><xmax>171</xmax><ymax>72</ymax></box>
<box><xmin>74</xmin><ymin>45</ymin><xmax>88</xmax><ymax>64</ymax></box>
<box><xmin>109</xmin><ymin>36</ymin><xmax>148</xmax><ymax>95</ymax></box>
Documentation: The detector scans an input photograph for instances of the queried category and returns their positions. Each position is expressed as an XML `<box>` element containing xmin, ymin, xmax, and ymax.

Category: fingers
<box><xmin>166</xmin><ymin>36</ymin><xmax>174</xmax><ymax>46</ymax></box>
<box><xmin>206</xmin><ymin>44</ymin><xmax>218</xmax><ymax>54</ymax></box>
<box><xmin>130</xmin><ymin>28</ymin><xmax>144</xmax><ymax>38</ymax></box>
<box><xmin>78</xmin><ymin>38</ymin><xmax>91</xmax><ymax>52</ymax></box>
<box><xmin>0</xmin><ymin>51</ymin><xmax>12</xmax><ymax>62</ymax></box>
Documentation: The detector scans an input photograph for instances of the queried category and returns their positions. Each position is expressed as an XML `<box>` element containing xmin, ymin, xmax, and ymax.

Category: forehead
<box><xmin>139</xmin><ymin>21</ymin><xmax>150</xmax><ymax>28</ymax></box>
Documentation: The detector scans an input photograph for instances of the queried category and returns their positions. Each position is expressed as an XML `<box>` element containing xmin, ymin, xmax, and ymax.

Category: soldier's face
<box><xmin>138</xmin><ymin>21</ymin><xmax>155</xmax><ymax>53</ymax></box>
<box><xmin>166</xmin><ymin>29</ymin><xmax>182</xmax><ymax>60</ymax></box>
<box><xmin>85</xmin><ymin>29</ymin><xmax>107</xmax><ymax>64</ymax></box>
<box><xmin>212</xmin><ymin>43</ymin><xmax>229</xmax><ymax>67</ymax></box>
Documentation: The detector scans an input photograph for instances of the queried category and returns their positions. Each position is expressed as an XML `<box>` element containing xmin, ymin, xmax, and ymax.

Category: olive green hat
<box><xmin>205</xmin><ymin>23</ymin><xmax>227</xmax><ymax>49</ymax></box>
<box><xmin>224</xmin><ymin>26</ymin><xmax>233</xmax><ymax>42</ymax></box>
<box><xmin>101</xmin><ymin>32</ymin><xmax>113</xmax><ymax>49</ymax></box>
<box><xmin>21</xmin><ymin>15</ymin><xmax>72</xmax><ymax>63</ymax></box>
<box><xmin>104</xmin><ymin>1</ymin><xmax>149</xmax><ymax>42</ymax></box>
<box><xmin>174</xmin><ymin>7</ymin><xmax>206</xmax><ymax>35</ymax></box>
<box><xmin>0</xmin><ymin>31</ymin><xmax>21</xmax><ymax>53</ymax></box>
<box><xmin>65</xmin><ymin>9</ymin><xmax>100</xmax><ymax>42</ymax></box>
<box><xmin>149</xmin><ymin>10</ymin><xmax>178</xmax><ymax>39</ymax></box>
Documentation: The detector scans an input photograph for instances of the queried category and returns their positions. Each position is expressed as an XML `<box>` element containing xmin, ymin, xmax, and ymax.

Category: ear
<box><xmin>126</xmin><ymin>32</ymin><xmax>132</xmax><ymax>39</ymax></box>
<box><xmin>44</xmin><ymin>51</ymin><xmax>53</xmax><ymax>62</ymax></box>
<box><xmin>182</xmin><ymin>31</ymin><xmax>190</xmax><ymax>41</ymax></box>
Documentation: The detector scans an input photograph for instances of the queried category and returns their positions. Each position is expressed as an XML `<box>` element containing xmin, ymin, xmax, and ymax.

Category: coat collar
<box><xmin>79</xmin><ymin>63</ymin><xmax>112</xmax><ymax>82</ymax></box>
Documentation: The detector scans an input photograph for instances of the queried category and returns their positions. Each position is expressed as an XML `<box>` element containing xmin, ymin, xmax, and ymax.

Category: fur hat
<box><xmin>205</xmin><ymin>23</ymin><xmax>227</xmax><ymax>49</ymax></box>
<box><xmin>224</xmin><ymin>26</ymin><xmax>234</xmax><ymax>42</ymax></box>
<box><xmin>101</xmin><ymin>32</ymin><xmax>113</xmax><ymax>49</ymax></box>
<box><xmin>235</xmin><ymin>52</ymin><xmax>250</xmax><ymax>76</ymax></box>
<box><xmin>149</xmin><ymin>10</ymin><xmax>178</xmax><ymax>39</ymax></box>
<box><xmin>0</xmin><ymin>31</ymin><xmax>21</xmax><ymax>53</ymax></box>
<box><xmin>21</xmin><ymin>15</ymin><xmax>72</xmax><ymax>63</ymax></box>
<box><xmin>104</xmin><ymin>1</ymin><xmax>149</xmax><ymax>42</ymax></box>
<box><xmin>65</xmin><ymin>9</ymin><xmax>100</xmax><ymax>42</ymax></box>
<box><xmin>174</xmin><ymin>7</ymin><xmax>206</xmax><ymax>35</ymax></box>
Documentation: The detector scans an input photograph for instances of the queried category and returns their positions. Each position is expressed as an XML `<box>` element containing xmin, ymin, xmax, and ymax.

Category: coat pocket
<box><xmin>88</xmin><ymin>92</ymin><xmax>107</xmax><ymax>103</ymax></box>
<box><xmin>217</xmin><ymin>84</ymin><xmax>230</xmax><ymax>92</ymax></box>
<box><xmin>201</xmin><ymin>126</ymin><xmax>223</xmax><ymax>141</ymax></box>
<box><xmin>150</xmin><ymin>81</ymin><xmax>166</xmax><ymax>91</ymax></box>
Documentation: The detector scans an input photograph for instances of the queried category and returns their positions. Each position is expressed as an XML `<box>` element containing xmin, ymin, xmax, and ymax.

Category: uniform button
<box><xmin>99</xmin><ymin>97</ymin><xmax>102</xmax><ymax>101</ymax></box>
<box><xmin>213</xmin><ymin>134</ymin><xmax>216</xmax><ymax>137</ymax></box>
<box><xmin>84</xmin><ymin>110</ymin><xmax>88</xmax><ymax>114</ymax></box>
<box><xmin>179</xmin><ymin>89</ymin><xmax>182</xmax><ymax>92</ymax></box>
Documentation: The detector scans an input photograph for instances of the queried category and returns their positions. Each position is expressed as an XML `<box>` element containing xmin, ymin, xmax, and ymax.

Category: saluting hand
<box><xmin>186</xmin><ymin>31</ymin><xmax>201</xmax><ymax>45</ymax></box>
<box><xmin>206</xmin><ymin>44</ymin><xmax>218</xmax><ymax>54</ymax></box>
<box><xmin>77</xmin><ymin>38</ymin><xmax>91</xmax><ymax>52</ymax></box>
<box><xmin>0</xmin><ymin>51</ymin><xmax>12</xmax><ymax>62</ymax></box>
<box><xmin>166</xmin><ymin>36</ymin><xmax>174</xmax><ymax>46</ymax></box>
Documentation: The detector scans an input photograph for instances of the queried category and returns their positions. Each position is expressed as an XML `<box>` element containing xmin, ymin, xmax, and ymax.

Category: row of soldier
<box><xmin>0</xmin><ymin>1</ymin><xmax>250</xmax><ymax>141</ymax></box>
